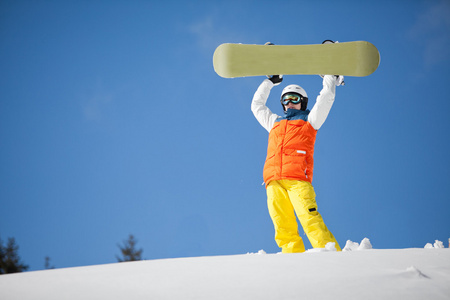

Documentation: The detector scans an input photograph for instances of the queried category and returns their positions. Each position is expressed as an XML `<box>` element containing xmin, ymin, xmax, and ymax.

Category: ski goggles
<box><xmin>281</xmin><ymin>93</ymin><xmax>302</xmax><ymax>105</ymax></box>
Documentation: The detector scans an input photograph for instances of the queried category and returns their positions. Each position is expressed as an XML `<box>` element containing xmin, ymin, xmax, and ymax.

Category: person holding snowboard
<box><xmin>251</xmin><ymin>73</ymin><xmax>344</xmax><ymax>253</ymax></box>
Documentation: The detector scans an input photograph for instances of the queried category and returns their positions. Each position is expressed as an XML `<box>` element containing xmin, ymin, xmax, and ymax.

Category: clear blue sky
<box><xmin>1</xmin><ymin>0</ymin><xmax>449</xmax><ymax>271</ymax></box>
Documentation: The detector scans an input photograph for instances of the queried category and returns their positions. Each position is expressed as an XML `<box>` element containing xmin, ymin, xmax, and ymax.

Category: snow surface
<box><xmin>1</xmin><ymin>239</ymin><xmax>449</xmax><ymax>300</ymax></box>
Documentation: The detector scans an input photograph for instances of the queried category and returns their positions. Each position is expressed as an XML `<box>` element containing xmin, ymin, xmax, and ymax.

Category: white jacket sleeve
<box><xmin>251</xmin><ymin>79</ymin><xmax>280</xmax><ymax>132</ymax></box>
<box><xmin>308</xmin><ymin>75</ymin><xmax>337</xmax><ymax>130</ymax></box>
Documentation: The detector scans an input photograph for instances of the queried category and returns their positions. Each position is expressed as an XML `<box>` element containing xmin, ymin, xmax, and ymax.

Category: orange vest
<box><xmin>263</xmin><ymin>118</ymin><xmax>317</xmax><ymax>186</ymax></box>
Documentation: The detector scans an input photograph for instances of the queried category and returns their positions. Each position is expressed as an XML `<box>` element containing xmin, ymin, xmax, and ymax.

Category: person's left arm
<box><xmin>308</xmin><ymin>75</ymin><xmax>343</xmax><ymax>130</ymax></box>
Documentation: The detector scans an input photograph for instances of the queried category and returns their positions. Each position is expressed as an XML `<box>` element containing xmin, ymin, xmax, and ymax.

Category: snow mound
<box><xmin>247</xmin><ymin>249</ymin><xmax>267</xmax><ymax>255</ymax></box>
<box><xmin>425</xmin><ymin>240</ymin><xmax>446</xmax><ymax>249</ymax></box>
<box><xmin>1</xmin><ymin>246</ymin><xmax>449</xmax><ymax>300</ymax></box>
<box><xmin>403</xmin><ymin>266</ymin><xmax>430</xmax><ymax>279</ymax></box>
<box><xmin>342</xmin><ymin>237</ymin><xmax>373</xmax><ymax>251</ymax></box>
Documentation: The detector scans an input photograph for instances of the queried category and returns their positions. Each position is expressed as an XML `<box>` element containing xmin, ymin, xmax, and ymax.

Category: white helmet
<box><xmin>281</xmin><ymin>84</ymin><xmax>308</xmax><ymax>98</ymax></box>
<box><xmin>280</xmin><ymin>84</ymin><xmax>308</xmax><ymax>111</ymax></box>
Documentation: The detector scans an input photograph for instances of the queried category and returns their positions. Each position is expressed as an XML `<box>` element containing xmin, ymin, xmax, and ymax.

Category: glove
<box><xmin>267</xmin><ymin>74</ymin><xmax>283</xmax><ymax>85</ymax></box>
<box><xmin>335</xmin><ymin>75</ymin><xmax>345</xmax><ymax>86</ymax></box>
<box><xmin>322</xmin><ymin>75</ymin><xmax>345</xmax><ymax>87</ymax></box>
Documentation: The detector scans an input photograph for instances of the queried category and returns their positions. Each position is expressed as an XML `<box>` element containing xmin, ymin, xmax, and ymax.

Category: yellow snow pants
<box><xmin>266</xmin><ymin>179</ymin><xmax>341</xmax><ymax>253</ymax></box>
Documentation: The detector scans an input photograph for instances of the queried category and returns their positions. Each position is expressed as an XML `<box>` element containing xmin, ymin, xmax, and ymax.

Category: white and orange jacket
<box><xmin>251</xmin><ymin>75</ymin><xmax>338</xmax><ymax>186</ymax></box>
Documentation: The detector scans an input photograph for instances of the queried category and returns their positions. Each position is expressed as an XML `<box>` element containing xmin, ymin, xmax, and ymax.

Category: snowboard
<box><xmin>213</xmin><ymin>41</ymin><xmax>380</xmax><ymax>78</ymax></box>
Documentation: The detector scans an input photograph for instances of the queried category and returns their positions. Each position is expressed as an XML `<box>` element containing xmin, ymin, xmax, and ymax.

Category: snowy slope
<box><xmin>1</xmin><ymin>244</ymin><xmax>449</xmax><ymax>300</ymax></box>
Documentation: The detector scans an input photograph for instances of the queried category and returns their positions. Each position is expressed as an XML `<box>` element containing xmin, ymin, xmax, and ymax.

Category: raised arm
<box><xmin>251</xmin><ymin>79</ymin><xmax>280</xmax><ymax>132</ymax></box>
<box><xmin>308</xmin><ymin>75</ymin><xmax>342</xmax><ymax>130</ymax></box>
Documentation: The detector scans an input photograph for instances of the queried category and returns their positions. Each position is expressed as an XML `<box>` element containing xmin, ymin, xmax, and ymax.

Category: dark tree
<box><xmin>0</xmin><ymin>237</ymin><xmax>29</xmax><ymax>274</ymax></box>
<box><xmin>116</xmin><ymin>234</ymin><xmax>143</xmax><ymax>262</ymax></box>
<box><xmin>44</xmin><ymin>256</ymin><xmax>55</xmax><ymax>269</ymax></box>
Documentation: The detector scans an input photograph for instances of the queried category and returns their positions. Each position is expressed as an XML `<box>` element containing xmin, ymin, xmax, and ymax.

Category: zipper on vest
<box><xmin>279</xmin><ymin>120</ymin><xmax>288</xmax><ymax>177</ymax></box>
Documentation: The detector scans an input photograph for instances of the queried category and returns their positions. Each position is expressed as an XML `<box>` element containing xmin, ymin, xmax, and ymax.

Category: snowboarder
<box><xmin>251</xmin><ymin>73</ymin><xmax>343</xmax><ymax>253</ymax></box>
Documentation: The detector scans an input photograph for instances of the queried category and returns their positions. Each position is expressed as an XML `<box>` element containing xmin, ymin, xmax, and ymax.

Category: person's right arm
<box><xmin>251</xmin><ymin>79</ymin><xmax>279</xmax><ymax>132</ymax></box>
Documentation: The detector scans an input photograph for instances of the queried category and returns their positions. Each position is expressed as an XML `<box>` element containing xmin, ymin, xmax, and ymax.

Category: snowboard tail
<box><xmin>213</xmin><ymin>41</ymin><xmax>380</xmax><ymax>78</ymax></box>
